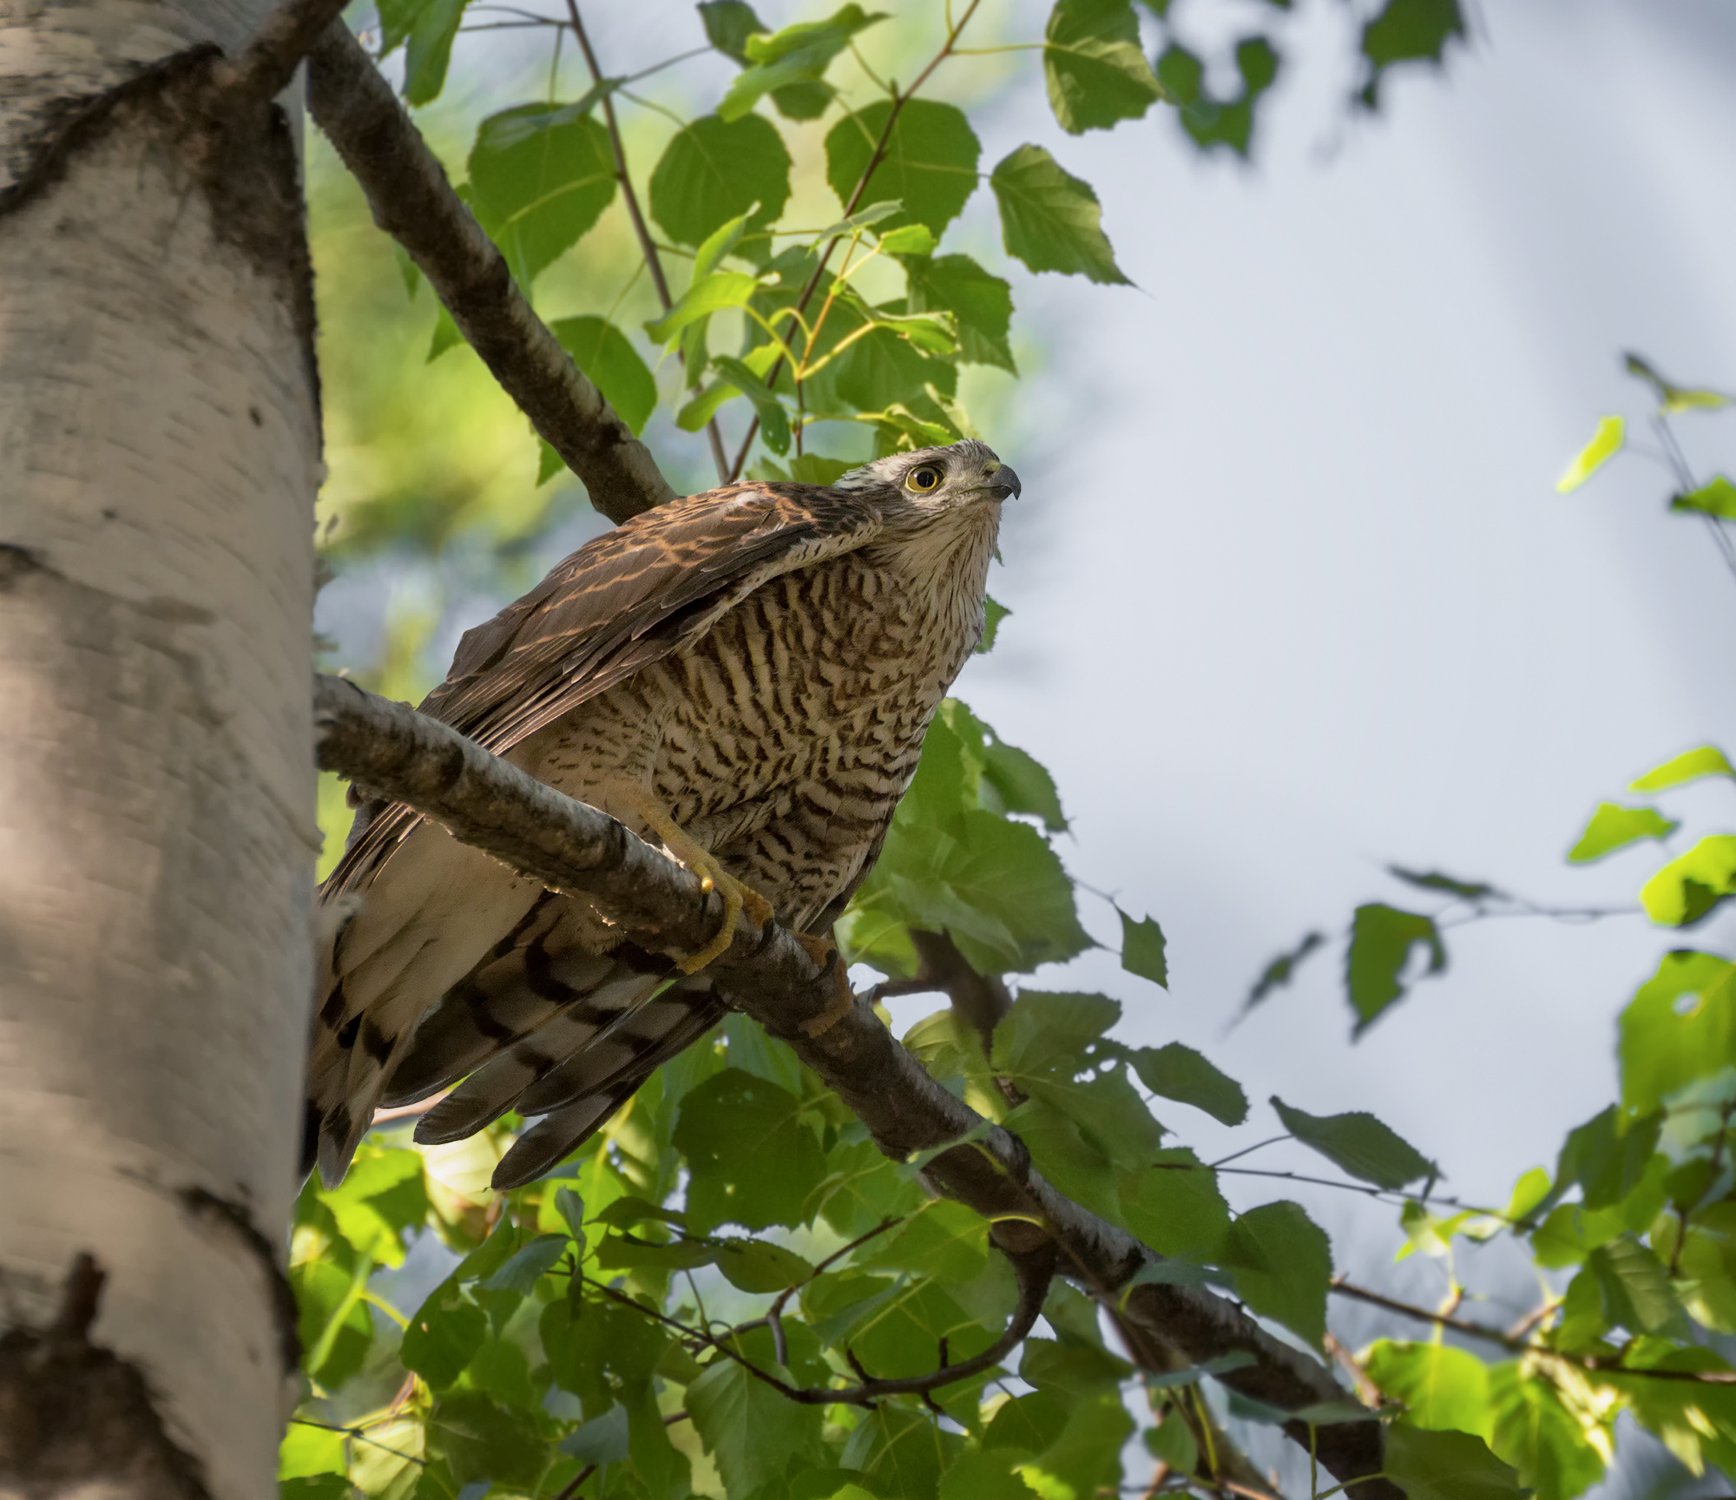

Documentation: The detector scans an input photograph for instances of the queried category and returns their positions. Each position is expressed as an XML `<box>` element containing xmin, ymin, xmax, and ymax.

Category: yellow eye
<box><xmin>905</xmin><ymin>465</ymin><xmax>943</xmax><ymax>493</ymax></box>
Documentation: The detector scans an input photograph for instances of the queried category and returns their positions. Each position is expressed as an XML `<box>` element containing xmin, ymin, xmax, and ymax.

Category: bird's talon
<box><xmin>793</xmin><ymin>932</ymin><xmax>857</xmax><ymax>1037</ymax></box>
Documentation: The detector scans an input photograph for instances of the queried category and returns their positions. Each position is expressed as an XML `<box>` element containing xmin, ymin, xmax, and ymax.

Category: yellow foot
<box><xmin>792</xmin><ymin>931</ymin><xmax>857</xmax><ymax>1037</ymax></box>
<box><xmin>608</xmin><ymin>785</ymin><xmax>773</xmax><ymax>974</ymax></box>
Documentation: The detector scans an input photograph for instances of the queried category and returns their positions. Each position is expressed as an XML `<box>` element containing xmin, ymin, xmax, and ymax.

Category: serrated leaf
<box><xmin>1555</xmin><ymin>414</ymin><xmax>1624</xmax><ymax>493</ymax></box>
<box><xmin>1672</xmin><ymin>474</ymin><xmax>1736</xmax><ymax>519</ymax></box>
<box><xmin>1272</xmin><ymin>1096</ymin><xmax>1437</xmax><ymax>1188</ymax></box>
<box><xmin>650</xmin><ymin>113</ymin><xmax>791</xmax><ymax>246</ymax></box>
<box><xmin>1117</xmin><ymin>910</ymin><xmax>1169</xmax><ymax>988</ymax></box>
<box><xmin>991</xmin><ymin>144</ymin><xmax>1128</xmax><ymax>284</ymax></box>
<box><xmin>1641</xmin><ymin>835</ymin><xmax>1736</xmax><ymax>926</ymax></box>
<box><xmin>468</xmin><ymin>103</ymin><xmax>615</xmax><ymax>285</ymax></box>
<box><xmin>825</xmin><ymin>99</ymin><xmax>981</xmax><ymax>236</ymax></box>
<box><xmin>673</xmin><ymin>1068</ymin><xmax>824</xmax><ymax>1231</ymax></box>
<box><xmin>1487</xmin><ymin>1361</ymin><xmax>1608</xmax><ymax>1496</ymax></box>
<box><xmin>1129</xmin><ymin>1045</ymin><xmax>1247</xmax><ymax>1125</ymax></box>
<box><xmin>1630</xmin><ymin>744</ymin><xmax>1736</xmax><ymax>792</ymax></box>
<box><xmin>1220</xmin><ymin>1200</ymin><xmax>1331</xmax><ymax>1347</ymax></box>
<box><xmin>549</xmin><ymin>316</ymin><xmax>658</xmax><ymax>436</ymax></box>
<box><xmin>1043</xmin><ymin>0</ymin><xmax>1162</xmax><ymax>133</ymax></box>
<box><xmin>1620</xmin><ymin>950</ymin><xmax>1736</xmax><ymax>1113</ymax></box>
<box><xmin>1119</xmin><ymin>1147</ymin><xmax>1232</xmax><ymax>1259</ymax></box>
<box><xmin>1567</xmin><ymin>801</ymin><xmax>1679</xmax><ymax>863</ymax></box>
<box><xmin>981</xmin><ymin>736</ymin><xmax>1065</xmax><ymax>831</ymax></box>
<box><xmin>1345</xmin><ymin>903</ymin><xmax>1446</xmax><ymax>1030</ymax></box>
<box><xmin>1584</xmin><ymin>1234</ymin><xmax>1689</xmax><ymax>1337</ymax></box>
<box><xmin>1384</xmin><ymin>1422</ymin><xmax>1525</xmax><ymax>1500</ymax></box>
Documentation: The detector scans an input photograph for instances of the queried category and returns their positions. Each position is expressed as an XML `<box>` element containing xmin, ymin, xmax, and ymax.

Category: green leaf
<box><xmin>1129</xmin><ymin>1044</ymin><xmax>1247</xmax><ymax>1125</ymax></box>
<box><xmin>1550</xmin><ymin>1104</ymin><xmax>1664</xmax><ymax>1211</ymax></box>
<box><xmin>1620</xmin><ymin>950</ymin><xmax>1736</xmax><ymax>1113</ymax></box>
<box><xmin>1658</xmin><ymin>1201</ymin><xmax>1736</xmax><ymax>1333</ymax></box>
<box><xmin>981</xmin><ymin>737</ymin><xmax>1066</xmax><ymax>832</ymax></box>
<box><xmin>1220</xmin><ymin>1201</ymin><xmax>1331</xmax><ymax>1347</ymax></box>
<box><xmin>1623</xmin><ymin>351</ymin><xmax>1733</xmax><ymax>413</ymax></box>
<box><xmin>977</xmin><ymin>596</ymin><xmax>1011</xmax><ymax>654</ymax></box>
<box><xmin>377</xmin><ymin>0</ymin><xmax>468</xmax><ymax>107</ymax></box>
<box><xmin>318</xmin><ymin>1144</ymin><xmax>427</xmax><ymax>1266</ymax></box>
<box><xmin>481</xmin><ymin>1232</ymin><xmax>568</xmax><ymax>1293</ymax></box>
<box><xmin>1387</xmin><ymin>866</ymin><xmax>1502</xmax><ymax>902</ymax></box>
<box><xmin>1003</xmin><ymin>1097</ymin><xmax>1121</xmax><ymax>1222</ymax></box>
<box><xmin>687</xmin><ymin>1332</ymin><xmax>825</xmax><ymax>1495</ymax></box>
<box><xmin>1345</xmin><ymin>903</ymin><xmax>1446</xmax><ymax>1031</ymax></box>
<box><xmin>903</xmin><ymin>254</ymin><xmax>1016</xmax><ymax>373</ymax></box>
<box><xmin>429</xmin><ymin>1390</ymin><xmax>544</xmax><ymax>1488</ymax></box>
<box><xmin>1567</xmin><ymin>801</ymin><xmax>1678</xmax><ymax>863</ymax></box>
<box><xmin>1640</xmin><ymin>835</ymin><xmax>1736</xmax><ymax>926</ymax></box>
<box><xmin>1487</xmin><ymin>1361</ymin><xmax>1608</xmax><ymax>1497</ymax></box>
<box><xmin>1243</xmin><ymin>930</ymin><xmax>1326</xmax><ymax>1010</ymax></box>
<box><xmin>1630</xmin><ymin>743</ymin><xmax>1736</xmax><ymax>792</ymax></box>
<box><xmin>720</xmin><ymin>4</ymin><xmax>885</xmax><ymax>122</ymax></box>
<box><xmin>649</xmin><ymin>114</ymin><xmax>791</xmax><ymax>247</ymax></box>
<box><xmin>876</xmin><ymin>223</ymin><xmax>936</xmax><ymax>255</ymax></box>
<box><xmin>468</xmin><ymin>103</ymin><xmax>616</xmax><ymax>284</ymax></box>
<box><xmin>1363</xmin><ymin>1341</ymin><xmax>1491</xmax><ymax>1434</ymax></box>
<box><xmin>1358</xmin><ymin>0</ymin><xmax>1468</xmax><ymax>110</ymax></box>
<box><xmin>1117</xmin><ymin>910</ymin><xmax>1169</xmax><ymax>988</ymax></box>
<box><xmin>1582</xmin><ymin>1233</ymin><xmax>1689</xmax><ymax>1337</ymax></box>
<box><xmin>673</xmin><ymin>1068</ymin><xmax>824</xmax><ymax>1231</ymax></box>
<box><xmin>549</xmin><ymin>316</ymin><xmax>657</xmax><ymax>436</ymax></box>
<box><xmin>1555</xmin><ymin>414</ymin><xmax>1624</xmax><ymax>493</ymax></box>
<box><xmin>401</xmin><ymin>1279</ymin><xmax>486</xmax><ymax>1389</ymax></box>
<box><xmin>825</xmin><ymin>99</ymin><xmax>982</xmax><ymax>236</ymax></box>
<box><xmin>842</xmin><ymin>1404</ymin><xmax>957</xmax><ymax>1500</ymax></box>
<box><xmin>991</xmin><ymin>144</ymin><xmax>1128</xmax><ymax>284</ymax></box>
<box><xmin>292</xmin><ymin>1258</ymin><xmax>372</xmax><ymax>1389</ymax></box>
<box><xmin>1118</xmin><ymin>1147</ymin><xmax>1232</xmax><ymax>1259</ymax></box>
<box><xmin>1176</xmin><ymin>38</ymin><xmax>1280</xmax><ymax>157</ymax></box>
<box><xmin>1043</xmin><ymin>0</ymin><xmax>1162</xmax><ymax>133</ymax></box>
<box><xmin>700</xmin><ymin>0</ymin><xmax>763</xmax><ymax>63</ymax></box>
<box><xmin>715</xmin><ymin>1238</ymin><xmax>815</xmax><ymax>1293</ymax></box>
<box><xmin>1672</xmin><ymin>474</ymin><xmax>1736</xmax><ymax>519</ymax></box>
<box><xmin>1384</xmin><ymin>1422</ymin><xmax>1525</xmax><ymax>1500</ymax></box>
<box><xmin>561</xmin><ymin>1403</ymin><xmax>630</xmax><ymax>1465</ymax></box>
<box><xmin>645</xmin><ymin>270</ymin><xmax>761</xmax><ymax>345</ymax></box>
<box><xmin>712</xmin><ymin>354</ymin><xmax>791</xmax><ymax>454</ymax></box>
<box><xmin>1272</xmin><ymin>1097</ymin><xmax>1437</xmax><ymax>1188</ymax></box>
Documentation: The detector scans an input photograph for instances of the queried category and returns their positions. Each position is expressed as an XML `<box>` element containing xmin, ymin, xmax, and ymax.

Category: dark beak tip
<box><xmin>991</xmin><ymin>467</ymin><xmax>1023</xmax><ymax>502</ymax></box>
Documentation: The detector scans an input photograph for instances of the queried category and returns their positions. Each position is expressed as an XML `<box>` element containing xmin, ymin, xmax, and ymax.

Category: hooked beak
<box><xmin>986</xmin><ymin>465</ymin><xmax>1022</xmax><ymax>502</ymax></box>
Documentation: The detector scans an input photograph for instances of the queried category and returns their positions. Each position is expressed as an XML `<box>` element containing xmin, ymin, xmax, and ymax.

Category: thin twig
<box><xmin>563</xmin><ymin>0</ymin><xmax>729</xmax><ymax>482</ymax></box>
<box><xmin>725</xmin><ymin>0</ymin><xmax>983</xmax><ymax>480</ymax></box>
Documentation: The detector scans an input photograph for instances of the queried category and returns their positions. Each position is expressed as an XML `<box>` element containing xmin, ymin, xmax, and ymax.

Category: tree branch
<box><xmin>303</xmin><ymin>25</ymin><xmax>675</xmax><ymax>523</ymax></box>
<box><xmin>221</xmin><ymin>0</ymin><xmax>354</xmax><ymax>102</ymax></box>
<box><xmin>311</xmin><ymin>675</ymin><xmax>1398</xmax><ymax>1495</ymax></box>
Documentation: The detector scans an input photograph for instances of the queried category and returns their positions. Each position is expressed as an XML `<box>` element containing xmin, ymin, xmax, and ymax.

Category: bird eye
<box><xmin>905</xmin><ymin>466</ymin><xmax>943</xmax><ymax>493</ymax></box>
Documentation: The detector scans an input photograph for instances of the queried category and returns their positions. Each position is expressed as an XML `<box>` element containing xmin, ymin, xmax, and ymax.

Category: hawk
<box><xmin>307</xmin><ymin>439</ymin><xmax>1020</xmax><ymax>1189</ymax></box>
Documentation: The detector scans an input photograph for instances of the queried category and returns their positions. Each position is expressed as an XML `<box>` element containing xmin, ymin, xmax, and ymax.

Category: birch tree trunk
<box><xmin>0</xmin><ymin>4</ymin><xmax>319</xmax><ymax>1495</ymax></box>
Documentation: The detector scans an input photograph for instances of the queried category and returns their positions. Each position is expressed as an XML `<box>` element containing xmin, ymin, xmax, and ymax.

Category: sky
<box><xmin>320</xmin><ymin>2</ymin><xmax>1736</xmax><ymax>1487</ymax></box>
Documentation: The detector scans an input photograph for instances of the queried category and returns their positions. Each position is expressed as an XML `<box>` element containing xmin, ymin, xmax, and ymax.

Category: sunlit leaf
<box><xmin>1672</xmin><ymin>475</ymin><xmax>1736</xmax><ymax>519</ymax></box>
<box><xmin>1487</xmin><ymin>1361</ymin><xmax>1608</xmax><ymax>1497</ymax></box>
<box><xmin>1555</xmin><ymin>415</ymin><xmax>1624</xmax><ymax>493</ymax></box>
<box><xmin>720</xmin><ymin>4</ymin><xmax>885</xmax><ymax>121</ymax></box>
<box><xmin>1364</xmin><ymin>1342</ymin><xmax>1492</xmax><ymax>1435</ymax></box>
<box><xmin>468</xmin><ymin>103</ymin><xmax>616</xmax><ymax>284</ymax></box>
<box><xmin>1619</xmin><ymin>950</ymin><xmax>1736</xmax><ymax>1113</ymax></box>
<box><xmin>1624</xmin><ymin>351</ymin><xmax>1733</xmax><ymax>413</ymax></box>
<box><xmin>1629</xmin><ymin>744</ymin><xmax>1736</xmax><ymax>792</ymax></box>
<box><xmin>645</xmin><ymin>270</ymin><xmax>761</xmax><ymax>345</ymax></box>
<box><xmin>991</xmin><ymin>144</ymin><xmax>1129</xmax><ymax>284</ymax></box>
<box><xmin>1640</xmin><ymin>835</ymin><xmax>1736</xmax><ymax>926</ymax></box>
<box><xmin>1567</xmin><ymin>801</ymin><xmax>1678</xmax><ymax>863</ymax></box>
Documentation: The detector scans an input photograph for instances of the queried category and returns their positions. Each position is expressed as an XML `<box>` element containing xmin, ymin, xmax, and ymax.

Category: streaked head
<box><xmin>834</xmin><ymin>439</ymin><xmax>1021</xmax><ymax>511</ymax></box>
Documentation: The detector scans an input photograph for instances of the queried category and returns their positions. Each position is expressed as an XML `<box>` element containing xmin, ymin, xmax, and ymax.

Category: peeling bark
<box><xmin>0</xmin><ymin>8</ymin><xmax>320</xmax><ymax>1498</ymax></box>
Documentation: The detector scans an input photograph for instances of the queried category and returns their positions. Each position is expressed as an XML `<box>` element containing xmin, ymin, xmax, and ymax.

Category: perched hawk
<box><xmin>307</xmin><ymin>439</ymin><xmax>1020</xmax><ymax>1189</ymax></box>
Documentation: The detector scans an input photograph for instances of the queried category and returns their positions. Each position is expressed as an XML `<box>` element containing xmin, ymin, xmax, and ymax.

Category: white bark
<box><xmin>0</xmin><ymin>5</ymin><xmax>318</xmax><ymax>1497</ymax></box>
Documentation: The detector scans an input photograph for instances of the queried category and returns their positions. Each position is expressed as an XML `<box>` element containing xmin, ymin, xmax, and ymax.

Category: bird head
<box><xmin>833</xmin><ymin>439</ymin><xmax>1021</xmax><ymax>514</ymax></box>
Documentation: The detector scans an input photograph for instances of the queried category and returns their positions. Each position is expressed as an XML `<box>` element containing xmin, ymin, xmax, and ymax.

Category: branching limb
<box><xmin>304</xmin><ymin>25</ymin><xmax>675</xmax><ymax>522</ymax></box>
<box><xmin>312</xmin><ymin>674</ymin><xmax>1398</xmax><ymax>1496</ymax></box>
<box><xmin>221</xmin><ymin>0</ymin><xmax>354</xmax><ymax>102</ymax></box>
<box><xmin>583</xmin><ymin>1243</ymin><xmax>1056</xmax><ymax>1409</ymax></box>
